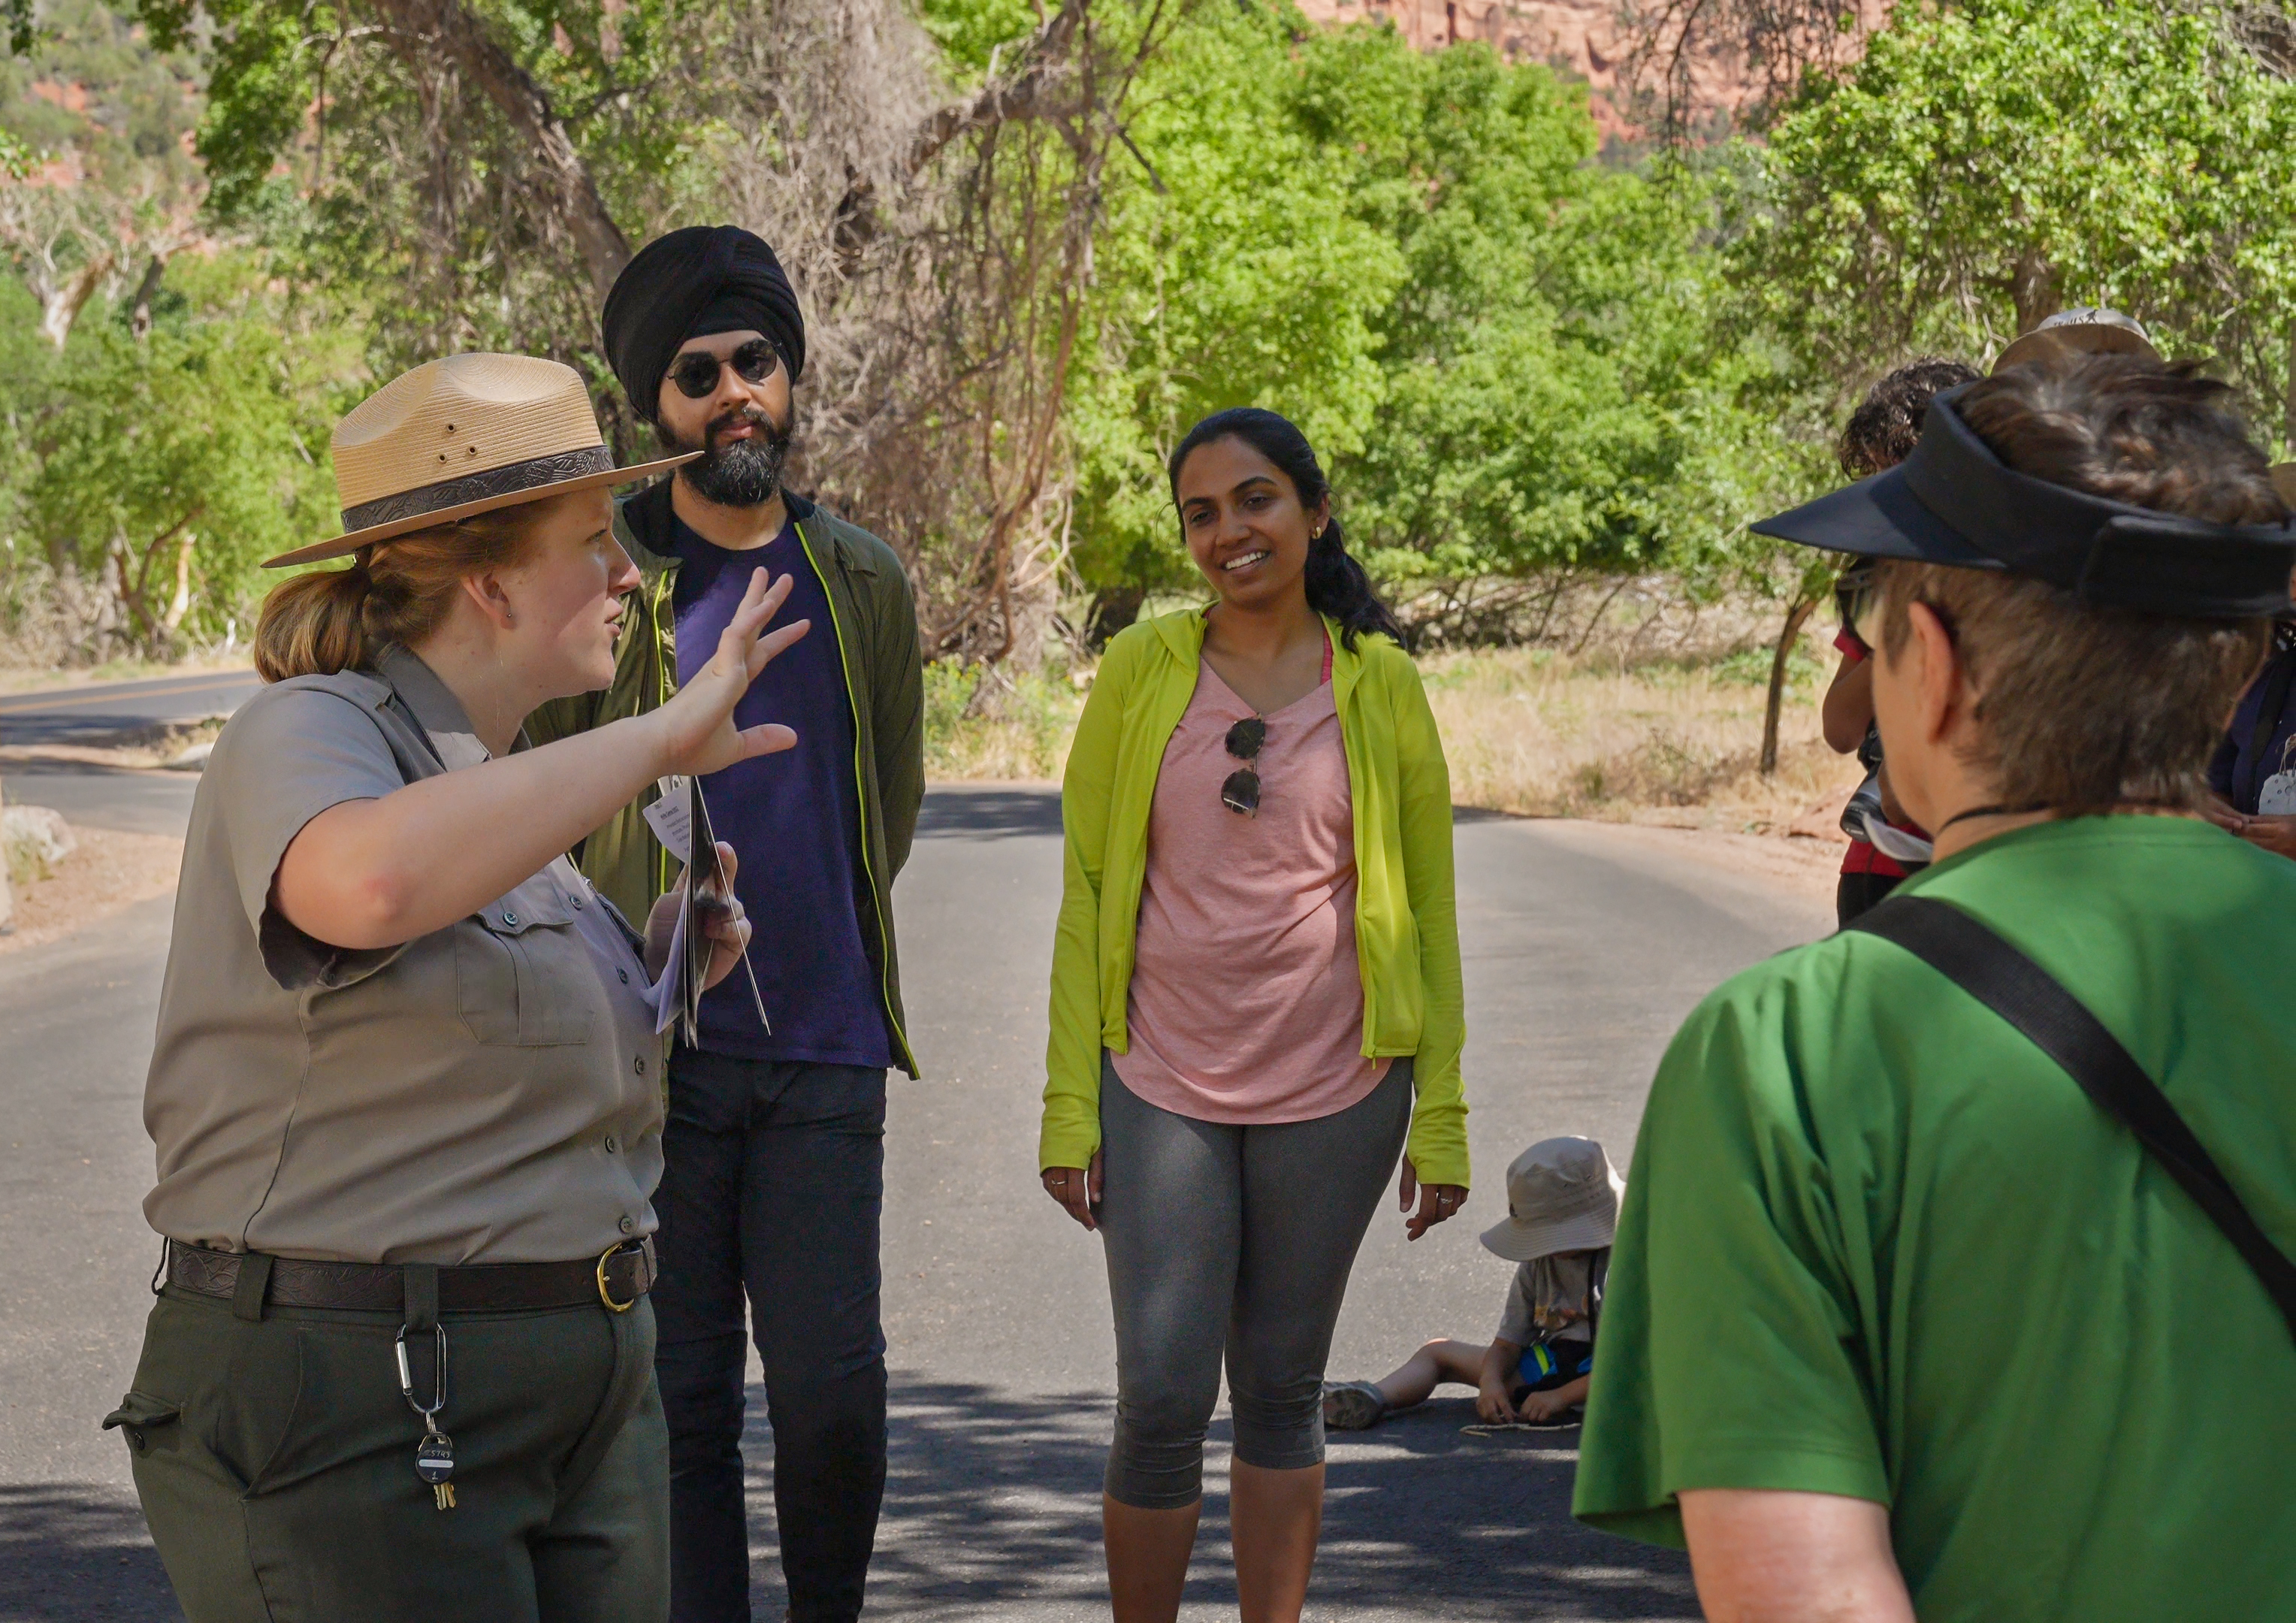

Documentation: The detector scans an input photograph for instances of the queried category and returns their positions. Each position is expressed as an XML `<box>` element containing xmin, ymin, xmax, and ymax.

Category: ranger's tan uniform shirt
<box><xmin>143</xmin><ymin>645</ymin><xmax>665</xmax><ymax>1264</ymax></box>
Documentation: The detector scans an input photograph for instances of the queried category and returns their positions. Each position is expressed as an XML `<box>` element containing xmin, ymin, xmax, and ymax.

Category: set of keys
<box><xmin>395</xmin><ymin>1323</ymin><xmax>458</xmax><ymax>1510</ymax></box>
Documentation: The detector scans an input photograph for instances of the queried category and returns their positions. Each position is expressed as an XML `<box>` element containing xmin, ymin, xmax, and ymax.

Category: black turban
<box><xmin>602</xmin><ymin>225</ymin><xmax>806</xmax><ymax>424</ymax></box>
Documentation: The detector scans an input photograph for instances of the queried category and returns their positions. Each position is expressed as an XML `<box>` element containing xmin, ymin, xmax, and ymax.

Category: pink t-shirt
<box><xmin>1112</xmin><ymin>657</ymin><xmax>1391</xmax><ymax>1123</ymax></box>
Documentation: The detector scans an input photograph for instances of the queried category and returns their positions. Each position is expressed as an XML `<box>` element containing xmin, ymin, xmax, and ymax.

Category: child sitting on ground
<box><xmin>1324</xmin><ymin>1136</ymin><xmax>1620</xmax><ymax>1430</ymax></box>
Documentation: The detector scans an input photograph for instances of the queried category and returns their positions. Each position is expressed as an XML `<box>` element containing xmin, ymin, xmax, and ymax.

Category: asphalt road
<box><xmin>0</xmin><ymin>672</ymin><xmax>258</xmax><ymax>836</ymax></box>
<box><xmin>0</xmin><ymin>672</ymin><xmax>261</xmax><ymax>748</ymax></box>
<box><xmin>0</xmin><ymin>778</ymin><xmax>1829</xmax><ymax>1622</ymax></box>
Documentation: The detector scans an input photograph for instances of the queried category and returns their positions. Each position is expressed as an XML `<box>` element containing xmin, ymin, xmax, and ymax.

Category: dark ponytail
<box><xmin>1168</xmin><ymin>407</ymin><xmax>1406</xmax><ymax>651</ymax></box>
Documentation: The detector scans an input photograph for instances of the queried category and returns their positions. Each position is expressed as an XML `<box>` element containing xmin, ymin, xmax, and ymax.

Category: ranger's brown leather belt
<box><xmin>166</xmin><ymin>1237</ymin><xmax>657</xmax><ymax>1314</ymax></box>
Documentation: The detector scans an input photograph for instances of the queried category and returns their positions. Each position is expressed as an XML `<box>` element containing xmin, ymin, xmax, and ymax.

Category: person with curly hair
<box><xmin>1821</xmin><ymin>358</ymin><xmax>1980</xmax><ymax>926</ymax></box>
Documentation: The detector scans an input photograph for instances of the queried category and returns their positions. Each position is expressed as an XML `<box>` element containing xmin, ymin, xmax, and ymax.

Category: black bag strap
<box><xmin>1847</xmin><ymin>895</ymin><xmax>2296</xmax><ymax>1343</ymax></box>
<box><xmin>2239</xmin><ymin>642</ymin><xmax>2296</xmax><ymax>810</ymax></box>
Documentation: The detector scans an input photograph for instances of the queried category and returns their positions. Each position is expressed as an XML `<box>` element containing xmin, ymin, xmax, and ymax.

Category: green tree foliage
<box><xmin>1060</xmin><ymin>8</ymin><xmax>1803</xmax><ymax>642</ymax></box>
<box><xmin>27</xmin><ymin>0</ymin><xmax>2296</xmax><ymax>677</ymax></box>
<box><xmin>1062</xmin><ymin>3</ymin><xmax>1409</xmax><ymax>606</ymax></box>
<box><xmin>1740</xmin><ymin>0</ymin><xmax>2296</xmax><ymax>441</ymax></box>
<box><xmin>1337</xmin><ymin>57</ymin><xmax>1796</xmax><ymax>618</ymax></box>
<box><xmin>134</xmin><ymin>0</ymin><xmax>688</xmax><ymax>368</ymax></box>
<box><xmin>5</xmin><ymin>252</ymin><xmax>350</xmax><ymax>655</ymax></box>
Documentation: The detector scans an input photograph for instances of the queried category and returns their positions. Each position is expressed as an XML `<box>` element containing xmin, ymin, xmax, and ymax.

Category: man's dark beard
<box><xmin>665</xmin><ymin>403</ymin><xmax>794</xmax><ymax>508</ymax></box>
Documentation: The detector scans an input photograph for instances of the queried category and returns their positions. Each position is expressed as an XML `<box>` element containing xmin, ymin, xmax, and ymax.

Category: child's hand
<box><xmin>1475</xmin><ymin>1375</ymin><xmax>1518</xmax><ymax>1425</ymax></box>
<box><xmin>1516</xmin><ymin>1374</ymin><xmax>1589</xmax><ymax>1423</ymax></box>
<box><xmin>1517</xmin><ymin>1388</ymin><xmax>1572</xmax><ymax>1422</ymax></box>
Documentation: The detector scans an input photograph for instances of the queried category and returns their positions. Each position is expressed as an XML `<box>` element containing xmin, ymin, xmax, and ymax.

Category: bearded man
<box><xmin>531</xmin><ymin>224</ymin><xmax>924</xmax><ymax>1623</ymax></box>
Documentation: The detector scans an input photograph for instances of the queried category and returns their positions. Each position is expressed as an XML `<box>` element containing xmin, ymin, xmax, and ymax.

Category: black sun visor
<box><xmin>1751</xmin><ymin>385</ymin><xmax>2296</xmax><ymax>619</ymax></box>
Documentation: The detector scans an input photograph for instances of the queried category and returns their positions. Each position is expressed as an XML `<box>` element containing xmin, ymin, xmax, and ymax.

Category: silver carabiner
<box><xmin>394</xmin><ymin>1322</ymin><xmax>449</xmax><ymax>1425</ymax></box>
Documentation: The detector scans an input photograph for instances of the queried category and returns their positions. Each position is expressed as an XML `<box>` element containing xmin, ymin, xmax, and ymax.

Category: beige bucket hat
<box><xmin>264</xmin><ymin>353</ymin><xmax>693</xmax><ymax>568</ymax></box>
<box><xmin>1993</xmin><ymin>307</ymin><xmax>2161</xmax><ymax>376</ymax></box>
<box><xmin>1479</xmin><ymin>1137</ymin><xmax>1624</xmax><ymax>1263</ymax></box>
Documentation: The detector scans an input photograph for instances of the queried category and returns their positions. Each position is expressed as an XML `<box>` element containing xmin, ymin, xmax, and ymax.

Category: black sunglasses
<box><xmin>1222</xmin><ymin>717</ymin><xmax>1267</xmax><ymax>817</ymax></box>
<box><xmin>669</xmin><ymin>339</ymin><xmax>781</xmax><ymax>400</ymax></box>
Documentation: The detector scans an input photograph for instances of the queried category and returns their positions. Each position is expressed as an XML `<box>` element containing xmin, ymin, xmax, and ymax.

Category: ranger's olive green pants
<box><xmin>107</xmin><ymin>1284</ymin><xmax>669</xmax><ymax>1622</ymax></box>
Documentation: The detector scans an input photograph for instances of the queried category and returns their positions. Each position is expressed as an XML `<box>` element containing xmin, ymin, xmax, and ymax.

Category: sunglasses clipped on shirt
<box><xmin>1222</xmin><ymin>717</ymin><xmax>1267</xmax><ymax>817</ymax></box>
<box><xmin>668</xmin><ymin>339</ymin><xmax>782</xmax><ymax>400</ymax></box>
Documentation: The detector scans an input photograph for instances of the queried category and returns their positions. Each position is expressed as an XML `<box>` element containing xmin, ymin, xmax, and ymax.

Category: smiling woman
<box><xmin>1040</xmin><ymin>407</ymin><xmax>1466</xmax><ymax>1623</ymax></box>
<box><xmin>110</xmin><ymin>353</ymin><xmax>816</xmax><ymax>1623</ymax></box>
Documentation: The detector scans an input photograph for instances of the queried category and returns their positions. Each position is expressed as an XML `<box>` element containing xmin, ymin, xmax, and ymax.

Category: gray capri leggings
<box><xmin>1097</xmin><ymin>1053</ymin><xmax>1414</xmax><ymax>1509</ymax></box>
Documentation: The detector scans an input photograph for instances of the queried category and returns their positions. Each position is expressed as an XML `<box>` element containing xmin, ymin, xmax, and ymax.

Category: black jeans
<box><xmin>651</xmin><ymin>1051</ymin><xmax>888</xmax><ymax>1623</ymax></box>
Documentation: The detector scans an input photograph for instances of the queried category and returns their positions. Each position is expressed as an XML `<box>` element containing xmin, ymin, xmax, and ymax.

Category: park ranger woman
<box><xmin>105</xmin><ymin>354</ymin><xmax>809</xmax><ymax>1622</ymax></box>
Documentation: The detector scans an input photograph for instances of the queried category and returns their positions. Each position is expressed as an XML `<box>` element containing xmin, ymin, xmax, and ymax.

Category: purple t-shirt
<box><xmin>669</xmin><ymin>513</ymin><xmax>893</xmax><ymax>1068</ymax></box>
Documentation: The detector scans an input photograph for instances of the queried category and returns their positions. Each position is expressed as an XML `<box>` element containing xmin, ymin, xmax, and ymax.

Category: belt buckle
<box><xmin>596</xmin><ymin>1244</ymin><xmax>638</xmax><ymax>1313</ymax></box>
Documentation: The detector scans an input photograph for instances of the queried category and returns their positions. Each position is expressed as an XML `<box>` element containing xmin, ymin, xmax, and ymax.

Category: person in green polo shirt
<box><xmin>1573</xmin><ymin>356</ymin><xmax>2296</xmax><ymax>1622</ymax></box>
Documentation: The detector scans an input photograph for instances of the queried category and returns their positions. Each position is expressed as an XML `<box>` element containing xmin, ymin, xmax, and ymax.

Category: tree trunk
<box><xmin>1760</xmin><ymin>594</ymin><xmax>1819</xmax><ymax>778</ymax></box>
<box><xmin>1569</xmin><ymin>575</ymin><xmax>1632</xmax><ymax>657</ymax></box>
<box><xmin>1083</xmin><ymin>585</ymin><xmax>1145</xmax><ymax>649</ymax></box>
<box><xmin>129</xmin><ymin>252</ymin><xmax>168</xmax><ymax>340</ymax></box>
<box><xmin>40</xmin><ymin>252</ymin><xmax>113</xmax><ymax>349</ymax></box>
<box><xmin>162</xmin><ymin>532</ymin><xmax>196</xmax><ymax>633</ymax></box>
<box><xmin>369</xmin><ymin>0</ymin><xmax>630</xmax><ymax>304</ymax></box>
<box><xmin>2010</xmin><ymin>251</ymin><xmax>2061</xmax><ymax>337</ymax></box>
<box><xmin>2285</xmin><ymin>325</ymin><xmax>2296</xmax><ymax>456</ymax></box>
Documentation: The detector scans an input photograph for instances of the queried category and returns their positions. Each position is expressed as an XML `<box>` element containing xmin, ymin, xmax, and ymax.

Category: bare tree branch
<box><xmin>905</xmin><ymin>0</ymin><xmax>1086</xmax><ymax>175</ymax></box>
<box><xmin>1617</xmin><ymin>0</ymin><xmax>1879</xmax><ymax>142</ymax></box>
<box><xmin>363</xmin><ymin>0</ymin><xmax>631</xmax><ymax>302</ymax></box>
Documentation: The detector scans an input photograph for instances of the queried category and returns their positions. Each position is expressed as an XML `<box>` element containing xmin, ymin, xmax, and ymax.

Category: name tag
<box><xmin>2260</xmin><ymin>770</ymin><xmax>2296</xmax><ymax>817</ymax></box>
<box><xmin>643</xmin><ymin>778</ymin><xmax>695</xmax><ymax>864</ymax></box>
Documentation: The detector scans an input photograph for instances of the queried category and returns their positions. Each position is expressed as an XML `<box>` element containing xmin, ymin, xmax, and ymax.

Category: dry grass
<box><xmin>922</xmin><ymin>660</ymin><xmax>1085</xmax><ymax>781</ymax></box>
<box><xmin>1421</xmin><ymin>637</ymin><xmax>1866</xmax><ymax>836</ymax></box>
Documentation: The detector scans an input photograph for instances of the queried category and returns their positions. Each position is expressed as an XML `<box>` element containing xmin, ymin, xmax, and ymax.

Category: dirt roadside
<box><xmin>1</xmin><ymin>826</ymin><xmax>183</xmax><ymax>954</ymax></box>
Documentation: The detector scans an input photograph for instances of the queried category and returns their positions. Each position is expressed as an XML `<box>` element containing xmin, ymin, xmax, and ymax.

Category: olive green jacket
<box><xmin>1041</xmin><ymin>608</ymin><xmax>1468</xmax><ymax>1186</ymax></box>
<box><xmin>526</xmin><ymin>479</ymin><xmax>926</xmax><ymax>1076</ymax></box>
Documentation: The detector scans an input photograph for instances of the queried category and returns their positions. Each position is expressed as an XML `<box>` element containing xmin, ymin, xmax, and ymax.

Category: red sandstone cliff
<box><xmin>1292</xmin><ymin>0</ymin><xmax>1877</xmax><ymax>138</ymax></box>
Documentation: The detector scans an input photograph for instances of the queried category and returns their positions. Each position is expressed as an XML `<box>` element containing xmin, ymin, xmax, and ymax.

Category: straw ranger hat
<box><xmin>1479</xmin><ymin>1136</ymin><xmax>1624</xmax><ymax>1263</ymax></box>
<box><xmin>1993</xmin><ymin>307</ymin><xmax>2161</xmax><ymax>376</ymax></box>
<box><xmin>263</xmin><ymin>353</ymin><xmax>693</xmax><ymax>568</ymax></box>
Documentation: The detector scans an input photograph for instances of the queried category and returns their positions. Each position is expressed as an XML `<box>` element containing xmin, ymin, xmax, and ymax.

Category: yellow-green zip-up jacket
<box><xmin>525</xmin><ymin>480</ymin><xmax>926</xmax><ymax>1076</ymax></box>
<box><xmin>1041</xmin><ymin>608</ymin><xmax>1468</xmax><ymax>1186</ymax></box>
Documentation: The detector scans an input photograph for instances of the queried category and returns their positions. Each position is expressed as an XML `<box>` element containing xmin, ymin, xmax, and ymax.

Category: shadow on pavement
<box><xmin>743</xmin><ymin>1381</ymin><xmax>1694</xmax><ymax>1621</ymax></box>
<box><xmin>1315</xmin><ymin>1401</ymin><xmax>1696</xmax><ymax>1619</ymax></box>
<box><xmin>917</xmin><ymin>787</ymin><xmax>1063</xmax><ymax>842</ymax></box>
<box><xmin>0</xmin><ymin>1482</ymin><xmax>179</xmax><ymax>1621</ymax></box>
<box><xmin>0</xmin><ymin>1392</ymin><xmax>1690</xmax><ymax>1622</ymax></box>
